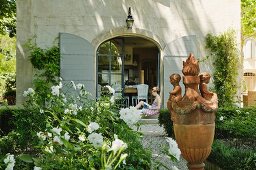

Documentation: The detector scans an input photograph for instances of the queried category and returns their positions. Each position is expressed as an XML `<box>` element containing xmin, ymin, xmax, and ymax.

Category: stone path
<box><xmin>138</xmin><ymin>119</ymin><xmax>188</xmax><ymax>170</ymax></box>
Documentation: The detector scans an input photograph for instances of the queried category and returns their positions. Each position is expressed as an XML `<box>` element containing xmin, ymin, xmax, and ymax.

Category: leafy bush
<box><xmin>158</xmin><ymin>106</ymin><xmax>256</xmax><ymax>169</ymax></box>
<box><xmin>216</xmin><ymin>107</ymin><xmax>256</xmax><ymax>139</ymax></box>
<box><xmin>205</xmin><ymin>31</ymin><xmax>240</xmax><ymax>107</ymax></box>
<box><xmin>158</xmin><ymin>109</ymin><xmax>174</xmax><ymax>137</ymax></box>
<box><xmin>0</xmin><ymin>34</ymin><xmax>16</xmax><ymax>100</ymax></box>
<box><xmin>209</xmin><ymin>140</ymin><xmax>256</xmax><ymax>170</ymax></box>
<box><xmin>0</xmin><ymin>107</ymin><xmax>15</xmax><ymax>135</ymax></box>
<box><xmin>0</xmin><ymin>82</ymin><xmax>152</xmax><ymax>169</ymax></box>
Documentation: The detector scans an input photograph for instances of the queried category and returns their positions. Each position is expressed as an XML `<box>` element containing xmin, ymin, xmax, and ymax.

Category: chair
<box><xmin>132</xmin><ymin>84</ymin><xmax>149</xmax><ymax>106</ymax></box>
<box><xmin>113</xmin><ymin>83</ymin><xmax>129</xmax><ymax>107</ymax></box>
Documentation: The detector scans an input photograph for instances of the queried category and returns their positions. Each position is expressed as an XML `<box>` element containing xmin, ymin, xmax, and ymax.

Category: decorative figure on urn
<box><xmin>167</xmin><ymin>53</ymin><xmax>218</xmax><ymax>170</ymax></box>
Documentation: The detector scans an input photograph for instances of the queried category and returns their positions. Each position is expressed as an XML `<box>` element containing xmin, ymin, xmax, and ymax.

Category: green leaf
<box><xmin>71</xmin><ymin>118</ymin><xmax>87</xmax><ymax>127</ymax></box>
<box><xmin>18</xmin><ymin>154</ymin><xmax>34</xmax><ymax>163</ymax></box>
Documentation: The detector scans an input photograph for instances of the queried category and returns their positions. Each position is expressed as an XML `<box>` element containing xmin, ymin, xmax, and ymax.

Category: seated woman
<box><xmin>135</xmin><ymin>86</ymin><xmax>161</xmax><ymax>116</ymax></box>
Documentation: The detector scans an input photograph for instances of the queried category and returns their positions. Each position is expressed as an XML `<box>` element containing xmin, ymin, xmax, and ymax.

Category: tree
<box><xmin>0</xmin><ymin>0</ymin><xmax>16</xmax><ymax>37</ymax></box>
<box><xmin>205</xmin><ymin>31</ymin><xmax>240</xmax><ymax>107</ymax></box>
<box><xmin>241</xmin><ymin>0</ymin><xmax>256</xmax><ymax>41</ymax></box>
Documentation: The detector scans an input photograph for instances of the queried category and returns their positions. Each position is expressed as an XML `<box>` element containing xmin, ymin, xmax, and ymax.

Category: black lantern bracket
<box><xmin>126</xmin><ymin>7</ymin><xmax>134</xmax><ymax>29</ymax></box>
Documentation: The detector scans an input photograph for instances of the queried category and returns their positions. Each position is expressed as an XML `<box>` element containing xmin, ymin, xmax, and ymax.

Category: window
<box><xmin>97</xmin><ymin>40</ymin><xmax>122</xmax><ymax>97</ymax></box>
<box><xmin>243</xmin><ymin>39</ymin><xmax>256</xmax><ymax>59</ymax></box>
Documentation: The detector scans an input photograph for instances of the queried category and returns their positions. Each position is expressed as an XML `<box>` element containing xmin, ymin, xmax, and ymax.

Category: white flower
<box><xmin>78</xmin><ymin>134</ymin><xmax>86</xmax><ymax>142</ymax></box>
<box><xmin>71</xmin><ymin>81</ymin><xmax>77</xmax><ymax>90</ymax></box>
<box><xmin>166</xmin><ymin>137</ymin><xmax>181</xmax><ymax>161</ymax></box>
<box><xmin>4</xmin><ymin>153</ymin><xmax>15</xmax><ymax>164</ymax></box>
<box><xmin>23</xmin><ymin>88</ymin><xmax>35</xmax><ymax>97</ymax></box>
<box><xmin>52</xmin><ymin>127</ymin><xmax>62</xmax><ymax>135</ymax></box>
<box><xmin>88</xmin><ymin>132</ymin><xmax>103</xmax><ymax>148</ymax></box>
<box><xmin>76</xmin><ymin>83</ymin><xmax>84</xmax><ymax>90</ymax></box>
<box><xmin>34</xmin><ymin>166</ymin><xmax>42</xmax><ymax>170</ymax></box>
<box><xmin>69</xmin><ymin>103</ymin><xmax>78</xmax><ymax>115</ymax></box>
<box><xmin>5</xmin><ymin>163</ymin><xmax>15</xmax><ymax>170</ymax></box>
<box><xmin>59</xmin><ymin>81</ymin><xmax>63</xmax><ymax>88</ymax></box>
<box><xmin>120</xmin><ymin>153</ymin><xmax>128</xmax><ymax>162</ymax></box>
<box><xmin>119</xmin><ymin>107</ymin><xmax>141</xmax><ymax>128</ymax></box>
<box><xmin>51</xmin><ymin>85</ymin><xmax>60</xmax><ymax>96</ymax></box>
<box><xmin>45</xmin><ymin>146</ymin><xmax>54</xmax><ymax>153</ymax></box>
<box><xmin>64</xmin><ymin>132</ymin><xmax>70</xmax><ymax>141</ymax></box>
<box><xmin>108</xmin><ymin>136</ymin><xmax>127</xmax><ymax>154</ymax></box>
<box><xmin>37</xmin><ymin>131</ymin><xmax>46</xmax><ymax>140</ymax></box>
<box><xmin>64</xmin><ymin>109</ymin><xmax>70</xmax><ymax>114</ymax></box>
<box><xmin>53</xmin><ymin>136</ymin><xmax>63</xmax><ymax>145</ymax></box>
<box><xmin>47</xmin><ymin>132</ymin><xmax>52</xmax><ymax>137</ymax></box>
<box><xmin>219</xmin><ymin>116</ymin><xmax>224</xmax><ymax>121</ymax></box>
<box><xmin>4</xmin><ymin>153</ymin><xmax>15</xmax><ymax>170</ymax></box>
<box><xmin>105</xmin><ymin>85</ymin><xmax>115</xmax><ymax>94</ymax></box>
<box><xmin>87</xmin><ymin>122</ymin><xmax>100</xmax><ymax>133</ymax></box>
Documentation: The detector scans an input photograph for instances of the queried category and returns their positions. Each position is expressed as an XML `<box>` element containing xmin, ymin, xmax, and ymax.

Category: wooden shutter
<box><xmin>60</xmin><ymin>33</ymin><xmax>95</xmax><ymax>97</ymax></box>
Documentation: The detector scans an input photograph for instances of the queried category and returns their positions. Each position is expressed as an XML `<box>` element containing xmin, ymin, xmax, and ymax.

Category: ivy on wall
<box><xmin>27</xmin><ymin>43</ymin><xmax>60</xmax><ymax>102</ymax></box>
<box><xmin>205</xmin><ymin>30</ymin><xmax>240</xmax><ymax>107</ymax></box>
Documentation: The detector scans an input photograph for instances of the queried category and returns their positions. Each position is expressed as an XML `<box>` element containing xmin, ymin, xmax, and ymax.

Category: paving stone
<box><xmin>137</xmin><ymin>120</ymin><xmax>188</xmax><ymax>170</ymax></box>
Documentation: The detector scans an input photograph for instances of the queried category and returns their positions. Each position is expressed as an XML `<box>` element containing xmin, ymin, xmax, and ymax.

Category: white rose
<box><xmin>64</xmin><ymin>132</ymin><xmax>70</xmax><ymax>141</ymax></box>
<box><xmin>51</xmin><ymin>85</ymin><xmax>60</xmax><ymax>96</ymax></box>
<box><xmin>88</xmin><ymin>133</ymin><xmax>103</xmax><ymax>148</ymax></box>
<box><xmin>52</xmin><ymin>127</ymin><xmax>62</xmax><ymax>135</ymax></box>
<box><xmin>87</xmin><ymin>122</ymin><xmax>100</xmax><ymax>133</ymax></box>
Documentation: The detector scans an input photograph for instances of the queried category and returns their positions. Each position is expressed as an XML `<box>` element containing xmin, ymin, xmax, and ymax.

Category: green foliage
<box><xmin>158</xmin><ymin>109</ymin><xmax>174</xmax><ymax>137</ymax></box>
<box><xmin>0</xmin><ymin>82</ymin><xmax>151</xmax><ymax>169</ymax></box>
<box><xmin>0</xmin><ymin>0</ymin><xmax>16</xmax><ymax>36</ymax></box>
<box><xmin>209</xmin><ymin>140</ymin><xmax>256</xmax><ymax>170</ymax></box>
<box><xmin>28</xmin><ymin>44</ymin><xmax>60</xmax><ymax>81</ymax></box>
<box><xmin>216</xmin><ymin>107</ymin><xmax>256</xmax><ymax>139</ymax></box>
<box><xmin>27</xmin><ymin>43</ymin><xmax>60</xmax><ymax>102</ymax></box>
<box><xmin>205</xmin><ymin>31</ymin><xmax>240</xmax><ymax>107</ymax></box>
<box><xmin>0</xmin><ymin>107</ymin><xmax>15</xmax><ymax>135</ymax></box>
<box><xmin>0</xmin><ymin>34</ymin><xmax>16</xmax><ymax>100</ymax></box>
<box><xmin>242</xmin><ymin>0</ymin><xmax>256</xmax><ymax>40</ymax></box>
<box><xmin>209</xmin><ymin>106</ymin><xmax>256</xmax><ymax>169</ymax></box>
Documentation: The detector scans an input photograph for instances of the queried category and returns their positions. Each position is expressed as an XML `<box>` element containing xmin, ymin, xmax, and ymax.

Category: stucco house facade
<box><xmin>16</xmin><ymin>0</ymin><xmax>241</xmax><ymax>107</ymax></box>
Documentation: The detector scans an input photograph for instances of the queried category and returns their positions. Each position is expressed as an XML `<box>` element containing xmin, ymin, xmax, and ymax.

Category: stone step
<box><xmin>139</xmin><ymin>118</ymin><xmax>159</xmax><ymax>124</ymax></box>
<box><xmin>137</xmin><ymin>119</ymin><xmax>165</xmax><ymax>136</ymax></box>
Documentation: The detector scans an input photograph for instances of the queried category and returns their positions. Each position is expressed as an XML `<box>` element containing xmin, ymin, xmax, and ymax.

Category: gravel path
<box><xmin>138</xmin><ymin>122</ymin><xmax>189</xmax><ymax>170</ymax></box>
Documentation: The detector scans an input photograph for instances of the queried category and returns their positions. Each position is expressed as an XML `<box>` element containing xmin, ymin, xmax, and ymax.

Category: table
<box><xmin>124</xmin><ymin>87</ymin><xmax>137</xmax><ymax>106</ymax></box>
<box><xmin>124</xmin><ymin>87</ymin><xmax>137</xmax><ymax>94</ymax></box>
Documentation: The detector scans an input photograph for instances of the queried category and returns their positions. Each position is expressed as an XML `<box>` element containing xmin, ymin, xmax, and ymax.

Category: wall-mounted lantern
<box><xmin>126</xmin><ymin>7</ymin><xmax>134</xmax><ymax>29</ymax></box>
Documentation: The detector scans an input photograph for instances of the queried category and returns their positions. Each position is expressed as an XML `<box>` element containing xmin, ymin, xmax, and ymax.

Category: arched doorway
<box><xmin>96</xmin><ymin>36</ymin><xmax>160</xmax><ymax>105</ymax></box>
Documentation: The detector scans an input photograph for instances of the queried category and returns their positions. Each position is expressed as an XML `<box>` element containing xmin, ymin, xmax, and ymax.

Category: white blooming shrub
<box><xmin>10</xmin><ymin>80</ymin><xmax>152</xmax><ymax>169</ymax></box>
<box><xmin>119</xmin><ymin>107</ymin><xmax>142</xmax><ymax>128</ymax></box>
<box><xmin>165</xmin><ymin>137</ymin><xmax>181</xmax><ymax>161</ymax></box>
<box><xmin>4</xmin><ymin>153</ymin><xmax>15</xmax><ymax>170</ymax></box>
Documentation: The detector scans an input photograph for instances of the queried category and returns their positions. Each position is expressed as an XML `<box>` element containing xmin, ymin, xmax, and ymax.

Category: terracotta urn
<box><xmin>167</xmin><ymin>54</ymin><xmax>218</xmax><ymax>170</ymax></box>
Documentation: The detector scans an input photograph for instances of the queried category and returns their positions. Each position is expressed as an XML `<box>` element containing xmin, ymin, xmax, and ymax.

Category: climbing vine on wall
<box><xmin>27</xmin><ymin>42</ymin><xmax>60</xmax><ymax>102</ymax></box>
<box><xmin>205</xmin><ymin>30</ymin><xmax>240</xmax><ymax>107</ymax></box>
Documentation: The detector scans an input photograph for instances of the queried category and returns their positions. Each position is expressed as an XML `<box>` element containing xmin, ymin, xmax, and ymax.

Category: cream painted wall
<box><xmin>16</xmin><ymin>0</ymin><xmax>241</xmax><ymax>105</ymax></box>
